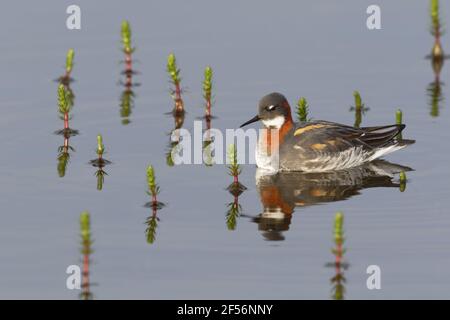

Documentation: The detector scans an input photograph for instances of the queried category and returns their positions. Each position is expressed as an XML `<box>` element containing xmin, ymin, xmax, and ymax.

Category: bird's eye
<box><xmin>266</xmin><ymin>105</ymin><xmax>277</xmax><ymax>111</ymax></box>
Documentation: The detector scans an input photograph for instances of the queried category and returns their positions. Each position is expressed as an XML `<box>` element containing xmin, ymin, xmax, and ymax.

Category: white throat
<box><xmin>261</xmin><ymin>116</ymin><xmax>285</xmax><ymax>129</ymax></box>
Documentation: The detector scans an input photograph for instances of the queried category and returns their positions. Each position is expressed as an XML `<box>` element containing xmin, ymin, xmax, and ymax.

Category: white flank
<box><xmin>367</xmin><ymin>144</ymin><xmax>407</xmax><ymax>162</ymax></box>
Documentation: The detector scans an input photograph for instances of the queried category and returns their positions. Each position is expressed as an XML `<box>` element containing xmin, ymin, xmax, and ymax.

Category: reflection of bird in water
<box><xmin>250</xmin><ymin>160</ymin><xmax>413</xmax><ymax>241</ymax></box>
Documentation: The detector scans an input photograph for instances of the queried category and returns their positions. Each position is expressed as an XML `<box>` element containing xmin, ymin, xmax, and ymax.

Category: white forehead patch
<box><xmin>261</xmin><ymin>116</ymin><xmax>285</xmax><ymax>129</ymax></box>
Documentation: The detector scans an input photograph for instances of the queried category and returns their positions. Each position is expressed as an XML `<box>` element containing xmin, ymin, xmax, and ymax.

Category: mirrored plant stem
<box><xmin>329</xmin><ymin>212</ymin><xmax>346</xmax><ymax>300</ymax></box>
<box><xmin>80</xmin><ymin>211</ymin><xmax>93</xmax><ymax>300</ymax></box>
<box><xmin>145</xmin><ymin>165</ymin><xmax>165</xmax><ymax>244</ymax></box>
<box><xmin>89</xmin><ymin>135</ymin><xmax>111</xmax><ymax>191</ymax></box>
<box><xmin>225</xmin><ymin>144</ymin><xmax>246</xmax><ymax>230</ymax></box>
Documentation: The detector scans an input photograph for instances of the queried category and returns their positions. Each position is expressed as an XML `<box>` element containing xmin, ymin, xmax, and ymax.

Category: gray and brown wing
<box><xmin>289</xmin><ymin>121</ymin><xmax>407</xmax><ymax>154</ymax></box>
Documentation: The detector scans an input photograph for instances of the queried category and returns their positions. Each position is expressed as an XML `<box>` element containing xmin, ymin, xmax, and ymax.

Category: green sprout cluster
<box><xmin>65</xmin><ymin>49</ymin><xmax>75</xmax><ymax>75</ymax></box>
<box><xmin>396</xmin><ymin>109</ymin><xmax>403</xmax><ymax>125</ymax></box>
<box><xmin>121</xmin><ymin>20</ymin><xmax>133</xmax><ymax>54</ymax></box>
<box><xmin>80</xmin><ymin>211</ymin><xmax>92</xmax><ymax>255</ymax></box>
<box><xmin>353</xmin><ymin>91</ymin><xmax>363</xmax><ymax>110</ymax></box>
<box><xmin>203</xmin><ymin>66</ymin><xmax>213</xmax><ymax>103</ymax></box>
<box><xmin>146</xmin><ymin>165</ymin><xmax>160</xmax><ymax>197</ymax></box>
<box><xmin>167</xmin><ymin>53</ymin><xmax>181</xmax><ymax>86</ymax></box>
<box><xmin>96</xmin><ymin>135</ymin><xmax>105</xmax><ymax>157</ymax></box>
<box><xmin>296</xmin><ymin>97</ymin><xmax>310</xmax><ymax>122</ymax></box>
<box><xmin>57</xmin><ymin>84</ymin><xmax>73</xmax><ymax>116</ymax></box>
<box><xmin>227</xmin><ymin>144</ymin><xmax>241</xmax><ymax>177</ymax></box>
<box><xmin>333</xmin><ymin>212</ymin><xmax>344</xmax><ymax>247</ymax></box>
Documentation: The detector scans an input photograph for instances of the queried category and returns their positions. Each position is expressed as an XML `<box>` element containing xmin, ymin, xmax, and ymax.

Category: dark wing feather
<box><xmin>359</xmin><ymin>124</ymin><xmax>405</xmax><ymax>147</ymax></box>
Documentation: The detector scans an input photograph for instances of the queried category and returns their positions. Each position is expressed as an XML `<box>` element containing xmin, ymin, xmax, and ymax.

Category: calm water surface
<box><xmin>0</xmin><ymin>1</ymin><xmax>449</xmax><ymax>299</ymax></box>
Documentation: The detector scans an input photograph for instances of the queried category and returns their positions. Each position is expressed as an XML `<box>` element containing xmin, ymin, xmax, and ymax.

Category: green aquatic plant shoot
<box><xmin>167</xmin><ymin>53</ymin><xmax>184</xmax><ymax>113</ymax></box>
<box><xmin>430</xmin><ymin>0</ymin><xmax>444</xmax><ymax>59</ymax></box>
<box><xmin>296</xmin><ymin>97</ymin><xmax>310</xmax><ymax>122</ymax></box>
<box><xmin>333</xmin><ymin>212</ymin><xmax>344</xmax><ymax>246</ymax></box>
<box><xmin>353</xmin><ymin>91</ymin><xmax>362</xmax><ymax>110</ymax></box>
<box><xmin>96</xmin><ymin>134</ymin><xmax>105</xmax><ymax>157</ymax></box>
<box><xmin>146</xmin><ymin>165</ymin><xmax>160</xmax><ymax>201</ymax></box>
<box><xmin>203</xmin><ymin>66</ymin><xmax>213</xmax><ymax>118</ymax></box>
<box><xmin>57</xmin><ymin>84</ymin><xmax>73</xmax><ymax>130</ymax></box>
<box><xmin>65</xmin><ymin>49</ymin><xmax>74</xmax><ymax>76</ymax></box>
<box><xmin>396</xmin><ymin>109</ymin><xmax>403</xmax><ymax>125</ymax></box>
<box><xmin>121</xmin><ymin>20</ymin><xmax>133</xmax><ymax>54</ymax></box>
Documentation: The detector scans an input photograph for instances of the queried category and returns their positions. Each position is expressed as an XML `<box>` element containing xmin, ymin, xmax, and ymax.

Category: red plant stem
<box><xmin>175</xmin><ymin>82</ymin><xmax>181</xmax><ymax>101</ymax></box>
<box><xmin>173</xmin><ymin>82</ymin><xmax>184</xmax><ymax>114</ymax></box>
<box><xmin>335</xmin><ymin>243</ymin><xmax>342</xmax><ymax>266</ymax></box>
<box><xmin>205</xmin><ymin>99</ymin><xmax>211</xmax><ymax>118</ymax></box>
<box><xmin>234</xmin><ymin>174</ymin><xmax>238</xmax><ymax>184</ymax></box>
<box><xmin>64</xmin><ymin>112</ymin><xmax>69</xmax><ymax>130</ymax></box>
<box><xmin>64</xmin><ymin>71</ymin><xmax>71</xmax><ymax>82</ymax></box>
<box><xmin>82</xmin><ymin>252</ymin><xmax>90</xmax><ymax>298</ymax></box>
<box><xmin>125</xmin><ymin>52</ymin><xmax>133</xmax><ymax>88</ymax></box>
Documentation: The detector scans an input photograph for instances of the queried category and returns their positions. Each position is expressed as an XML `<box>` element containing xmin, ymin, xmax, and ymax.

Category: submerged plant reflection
<box><xmin>349</xmin><ymin>91</ymin><xmax>369</xmax><ymax>128</ymax></box>
<box><xmin>79</xmin><ymin>211</ymin><xmax>93</xmax><ymax>300</ymax></box>
<box><xmin>225</xmin><ymin>144</ymin><xmax>246</xmax><ymax>230</ymax></box>
<box><xmin>426</xmin><ymin>0</ymin><xmax>448</xmax><ymax>117</ymax></box>
<box><xmin>144</xmin><ymin>165</ymin><xmax>165</xmax><ymax>244</ymax></box>
<box><xmin>325</xmin><ymin>212</ymin><xmax>348</xmax><ymax>300</ymax></box>
<box><xmin>55</xmin><ymin>72</ymin><xmax>78</xmax><ymax>177</ymax></box>
<box><xmin>89</xmin><ymin>135</ymin><xmax>111</xmax><ymax>191</ymax></box>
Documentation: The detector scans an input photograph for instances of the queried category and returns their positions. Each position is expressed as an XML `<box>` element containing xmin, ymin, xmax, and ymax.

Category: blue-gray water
<box><xmin>0</xmin><ymin>0</ymin><xmax>449</xmax><ymax>299</ymax></box>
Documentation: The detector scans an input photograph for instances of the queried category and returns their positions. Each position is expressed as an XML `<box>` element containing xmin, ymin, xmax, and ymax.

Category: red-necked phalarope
<box><xmin>240</xmin><ymin>92</ymin><xmax>414</xmax><ymax>172</ymax></box>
